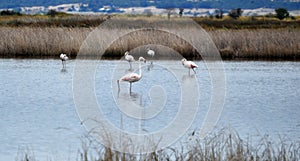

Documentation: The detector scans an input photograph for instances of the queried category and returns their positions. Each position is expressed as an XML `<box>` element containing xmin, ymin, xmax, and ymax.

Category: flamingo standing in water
<box><xmin>147</xmin><ymin>48</ymin><xmax>155</xmax><ymax>57</ymax></box>
<box><xmin>181</xmin><ymin>58</ymin><xmax>198</xmax><ymax>75</ymax></box>
<box><xmin>124</xmin><ymin>51</ymin><xmax>135</xmax><ymax>70</ymax></box>
<box><xmin>117</xmin><ymin>57</ymin><xmax>146</xmax><ymax>93</ymax></box>
<box><xmin>60</xmin><ymin>53</ymin><xmax>68</xmax><ymax>68</ymax></box>
<box><xmin>147</xmin><ymin>48</ymin><xmax>155</xmax><ymax>64</ymax></box>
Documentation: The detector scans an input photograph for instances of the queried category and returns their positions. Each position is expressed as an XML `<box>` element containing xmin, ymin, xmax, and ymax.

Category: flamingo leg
<box><xmin>192</xmin><ymin>68</ymin><xmax>196</xmax><ymax>74</ymax></box>
<box><xmin>62</xmin><ymin>60</ymin><xmax>66</xmax><ymax>68</ymax></box>
<box><xmin>130</xmin><ymin>82</ymin><xmax>132</xmax><ymax>94</ymax></box>
<box><xmin>117</xmin><ymin>80</ymin><xmax>120</xmax><ymax>93</ymax></box>
<box><xmin>129</xmin><ymin>62</ymin><xmax>132</xmax><ymax>70</ymax></box>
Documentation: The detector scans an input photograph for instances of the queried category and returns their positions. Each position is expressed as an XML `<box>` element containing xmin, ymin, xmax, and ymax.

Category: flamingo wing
<box><xmin>60</xmin><ymin>54</ymin><xmax>64</xmax><ymax>59</ymax></box>
<box><xmin>125</xmin><ymin>54</ymin><xmax>135</xmax><ymax>62</ymax></box>
<box><xmin>189</xmin><ymin>61</ymin><xmax>198</xmax><ymax>69</ymax></box>
<box><xmin>64</xmin><ymin>55</ymin><xmax>69</xmax><ymax>60</ymax></box>
<box><xmin>147</xmin><ymin>50</ymin><xmax>155</xmax><ymax>57</ymax></box>
<box><xmin>183</xmin><ymin>60</ymin><xmax>198</xmax><ymax>69</ymax></box>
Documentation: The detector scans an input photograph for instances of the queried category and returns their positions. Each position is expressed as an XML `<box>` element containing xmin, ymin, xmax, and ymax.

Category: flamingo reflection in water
<box><xmin>117</xmin><ymin>91</ymin><xmax>148</xmax><ymax>137</ymax></box>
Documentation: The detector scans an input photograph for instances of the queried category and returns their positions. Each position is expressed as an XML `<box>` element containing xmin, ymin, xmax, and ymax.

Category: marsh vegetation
<box><xmin>0</xmin><ymin>15</ymin><xmax>299</xmax><ymax>59</ymax></box>
<box><xmin>16</xmin><ymin>128</ymin><xmax>300</xmax><ymax>161</ymax></box>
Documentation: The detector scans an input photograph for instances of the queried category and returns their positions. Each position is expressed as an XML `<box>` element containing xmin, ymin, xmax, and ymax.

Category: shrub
<box><xmin>275</xmin><ymin>8</ymin><xmax>289</xmax><ymax>20</ymax></box>
<box><xmin>228</xmin><ymin>8</ymin><xmax>242</xmax><ymax>19</ymax></box>
<box><xmin>0</xmin><ymin>10</ymin><xmax>21</xmax><ymax>16</ymax></box>
<box><xmin>47</xmin><ymin>9</ymin><xmax>57</xmax><ymax>18</ymax></box>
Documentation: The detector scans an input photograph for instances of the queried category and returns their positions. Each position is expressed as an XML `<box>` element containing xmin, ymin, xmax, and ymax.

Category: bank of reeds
<box><xmin>0</xmin><ymin>27</ymin><xmax>92</xmax><ymax>58</ymax></box>
<box><xmin>0</xmin><ymin>14</ymin><xmax>110</xmax><ymax>27</ymax></box>
<box><xmin>17</xmin><ymin>128</ymin><xmax>300</xmax><ymax>161</ymax></box>
<box><xmin>210</xmin><ymin>29</ymin><xmax>300</xmax><ymax>59</ymax></box>
<box><xmin>0</xmin><ymin>16</ymin><xmax>299</xmax><ymax>59</ymax></box>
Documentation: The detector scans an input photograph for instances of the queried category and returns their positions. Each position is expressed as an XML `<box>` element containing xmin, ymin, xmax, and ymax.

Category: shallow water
<box><xmin>0</xmin><ymin>59</ymin><xmax>300</xmax><ymax>160</ymax></box>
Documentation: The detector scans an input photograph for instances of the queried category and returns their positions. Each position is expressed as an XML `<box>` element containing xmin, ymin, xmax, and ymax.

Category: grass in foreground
<box><xmin>16</xmin><ymin>128</ymin><xmax>300</xmax><ymax>161</ymax></box>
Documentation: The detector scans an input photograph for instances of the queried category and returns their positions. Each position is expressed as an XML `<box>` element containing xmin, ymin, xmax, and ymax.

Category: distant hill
<box><xmin>0</xmin><ymin>0</ymin><xmax>299</xmax><ymax>11</ymax></box>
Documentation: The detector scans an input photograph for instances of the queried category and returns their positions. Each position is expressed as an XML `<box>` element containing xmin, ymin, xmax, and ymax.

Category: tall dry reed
<box><xmin>0</xmin><ymin>27</ymin><xmax>92</xmax><ymax>57</ymax></box>
<box><xmin>0</xmin><ymin>20</ymin><xmax>299</xmax><ymax>59</ymax></box>
<box><xmin>209</xmin><ymin>29</ymin><xmax>300</xmax><ymax>59</ymax></box>
<box><xmin>17</xmin><ymin>128</ymin><xmax>300</xmax><ymax>161</ymax></box>
<box><xmin>76</xmin><ymin>128</ymin><xmax>300</xmax><ymax>161</ymax></box>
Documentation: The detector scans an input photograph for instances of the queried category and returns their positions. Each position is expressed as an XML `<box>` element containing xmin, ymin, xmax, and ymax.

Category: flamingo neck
<box><xmin>138</xmin><ymin>60</ymin><xmax>142</xmax><ymax>77</ymax></box>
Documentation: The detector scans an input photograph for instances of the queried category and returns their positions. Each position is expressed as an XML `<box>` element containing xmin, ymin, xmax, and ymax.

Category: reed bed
<box><xmin>103</xmin><ymin>27</ymin><xmax>300</xmax><ymax>59</ymax></box>
<box><xmin>17</xmin><ymin>128</ymin><xmax>300</xmax><ymax>161</ymax></box>
<box><xmin>0</xmin><ymin>26</ymin><xmax>92</xmax><ymax>58</ymax></box>
<box><xmin>99</xmin><ymin>29</ymin><xmax>197</xmax><ymax>59</ymax></box>
<box><xmin>209</xmin><ymin>29</ymin><xmax>300</xmax><ymax>59</ymax></box>
<box><xmin>0</xmin><ymin>17</ymin><xmax>299</xmax><ymax>59</ymax></box>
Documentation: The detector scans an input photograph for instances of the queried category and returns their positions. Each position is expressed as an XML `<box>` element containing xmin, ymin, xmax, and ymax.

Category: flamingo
<box><xmin>147</xmin><ymin>48</ymin><xmax>155</xmax><ymax>64</ymax></box>
<box><xmin>181</xmin><ymin>58</ymin><xmax>198</xmax><ymax>75</ymax></box>
<box><xmin>117</xmin><ymin>57</ymin><xmax>146</xmax><ymax>93</ymax></box>
<box><xmin>124</xmin><ymin>51</ymin><xmax>135</xmax><ymax>70</ymax></box>
<box><xmin>60</xmin><ymin>53</ymin><xmax>68</xmax><ymax>68</ymax></box>
<box><xmin>147</xmin><ymin>48</ymin><xmax>155</xmax><ymax>57</ymax></box>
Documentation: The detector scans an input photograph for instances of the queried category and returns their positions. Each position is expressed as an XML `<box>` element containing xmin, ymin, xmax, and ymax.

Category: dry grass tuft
<box><xmin>15</xmin><ymin>127</ymin><xmax>300</xmax><ymax>161</ymax></box>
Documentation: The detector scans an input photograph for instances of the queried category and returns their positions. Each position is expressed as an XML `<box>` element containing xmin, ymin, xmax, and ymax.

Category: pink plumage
<box><xmin>181</xmin><ymin>58</ymin><xmax>198</xmax><ymax>74</ymax></box>
<box><xmin>118</xmin><ymin>57</ymin><xmax>146</xmax><ymax>93</ymax></box>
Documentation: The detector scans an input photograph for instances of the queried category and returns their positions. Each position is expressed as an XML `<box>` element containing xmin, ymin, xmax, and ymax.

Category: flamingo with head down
<box><xmin>60</xmin><ymin>53</ymin><xmax>68</xmax><ymax>68</ymax></box>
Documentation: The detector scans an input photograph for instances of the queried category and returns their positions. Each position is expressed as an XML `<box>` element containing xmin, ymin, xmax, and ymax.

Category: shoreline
<box><xmin>1</xmin><ymin>55</ymin><xmax>299</xmax><ymax>61</ymax></box>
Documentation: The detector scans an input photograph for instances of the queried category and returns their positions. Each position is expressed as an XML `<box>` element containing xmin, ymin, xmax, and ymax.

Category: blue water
<box><xmin>1</xmin><ymin>59</ymin><xmax>300</xmax><ymax>160</ymax></box>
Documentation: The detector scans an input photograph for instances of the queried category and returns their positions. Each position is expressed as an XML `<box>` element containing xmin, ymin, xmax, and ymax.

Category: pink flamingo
<box><xmin>124</xmin><ymin>51</ymin><xmax>135</xmax><ymax>69</ymax></box>
<box><xmin>117</xmin><ymin>57</ymin><xmax>146</xmax><ymax>93</ymax></box>
<box><xmin>181</xmin><ymin>58</ymin><xmax>198</xmax><ymax>75</ymax></box>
